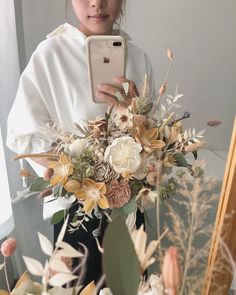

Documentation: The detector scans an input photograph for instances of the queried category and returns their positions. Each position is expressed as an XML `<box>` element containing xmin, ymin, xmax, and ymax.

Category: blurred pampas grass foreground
<box><xmin>161</xmin><ymin>165</ymin><xmax>219</xmax><ymax>295</ymax></box>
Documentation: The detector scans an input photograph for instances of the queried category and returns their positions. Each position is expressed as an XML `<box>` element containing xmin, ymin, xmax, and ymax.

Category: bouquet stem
<box><xmin>4</xmin><ymin>257</ymin><xmax>11</xmax><ymax>293</ymax></box>
<box><xmin>156</xmin><ymin>194</ymin><xmax>162</xmax><ymax>259</ymax></box>
<box><xmin>12</xmin><ymin>152</ymin><xmax>60</xmax><ymax>161</ymax></box>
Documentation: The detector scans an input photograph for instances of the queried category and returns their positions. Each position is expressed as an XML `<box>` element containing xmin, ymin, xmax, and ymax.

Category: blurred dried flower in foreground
<box><xmin>1</xmin><ymin>238</ymin><xmax>16</xmax><ymax>257</ymax></box>
<box><xmin>207</xmin><ymin>119</ymin><xmax>222</xmax><ymax>127</ymax></box>
<box><xmin>163</xmin><ymin>166</ymin><xmax>219</xmax><ymax>294</ymax></box>
<box><xmin>162</xmin><ymin>247</ymin><xmax>182</xmax><ymax>295</ymax></box>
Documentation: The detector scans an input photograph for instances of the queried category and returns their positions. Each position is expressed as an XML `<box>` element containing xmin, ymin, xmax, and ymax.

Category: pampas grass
<box><xmin>162</xmin><ymin>167</ymin><xmax>219</xmax><ymax>294</ymax></box>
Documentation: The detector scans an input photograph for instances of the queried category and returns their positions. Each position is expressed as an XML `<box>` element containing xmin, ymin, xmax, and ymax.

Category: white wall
<box><xmin>0</xmin><ymin>0</ymin><xmax>21</xmax><ymax>288</ymax></box>
<box><xmin>20</xmin><ymin>0</ymin><xmax>236</xmax><ymax>151</ymax></box>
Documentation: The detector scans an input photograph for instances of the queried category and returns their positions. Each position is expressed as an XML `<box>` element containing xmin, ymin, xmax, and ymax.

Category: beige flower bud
<box><xmin>159</xmin><ymin>84</ymin><xmax>166</xmax><ymax>96</ymax></box>
<box><xmin>146</xmin><ymin>171</ymin><xmax>157</xmax><ymax>186</ymax></box>
<box><xmin>167</xmin><ymin>48</ymin><xmax>173</xmax><ymax>60</ymax></box>
<box><xmin>64</xmin><ymin>180</ymin><xmax>81</xmax><ymax>193</ymax></box>
<box><xmin>162</xmin><ymin>247</ymin><xmax>181</xmax><ymax>293</ymax></box>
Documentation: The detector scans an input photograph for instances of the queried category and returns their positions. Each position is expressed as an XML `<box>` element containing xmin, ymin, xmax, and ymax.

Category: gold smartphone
<box><xmin>86</xmin><ymin>35</ymin><xmax>126</xmax><ymax>103</ymax></box>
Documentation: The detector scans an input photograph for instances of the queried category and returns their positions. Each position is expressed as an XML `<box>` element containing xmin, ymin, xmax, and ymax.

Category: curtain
<box><xmin>0</xmin><ymin>126</ymin><xmax>14</xmax><ymax>240</ymax></box>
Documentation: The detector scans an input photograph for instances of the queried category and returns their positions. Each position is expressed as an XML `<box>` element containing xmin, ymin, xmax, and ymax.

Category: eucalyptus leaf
<box><xmin>51</xmin><ymin>210</ymin><xmax>68</xmax><ymax>225</ymax></box>
<box><xmin>0</xmin><ymin>263</ymin><xmax>5</xmax><ymax>271</ymax></box>
<box><xmin>122</xmin><ymin>198</ymin><xmax>136</xmax><ymax>216</ymax></box>
<box><xmin>110</xmin><ymin>207</ymin><xmax>127</xmax><ymax>220</ymax></box>
<box><xmin>30</xmin><ymin>177</ymin><xmax>50</xmax><ymax>192</ymax></box>
<box><xmin>174</xmin><ymin>153</ymin><xmax>189</xmax><ymax>167</ymax></box>
<box><xmin>105</xmin><ymin>112</ymin><xmax>110</xmax><ymax>121</ymax></box>
<box><xmin>103</xmin><ymin>217</ymin><xmax>140</xmax><ymax>295</ymax></box>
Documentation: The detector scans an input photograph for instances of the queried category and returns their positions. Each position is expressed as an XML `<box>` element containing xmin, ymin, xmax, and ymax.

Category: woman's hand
<box><xmin>96</xmin><ymin>76</ymin><xmax>139</xmax><ymax>107</ymax></box>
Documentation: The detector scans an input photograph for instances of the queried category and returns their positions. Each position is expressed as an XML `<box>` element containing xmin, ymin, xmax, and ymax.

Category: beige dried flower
<box><xmin>94</xmin><ymin>162</ymin><xmax>118</xmax><ymax>183</ymax></box>
<box><xmin>185</xmin><ymin>141</ymin><xmax>206</xmax><ymax>152</ymax></box>
<box><xmin>88</xmin><ymin>118</ymin><xmax>107</xmax><ymax>138</ymax></box>
<box><xmin>133</xmin><ymin>114</ymin><xmax>147</xmax><ymax>126</ymax></box>
<box><xmin>106</xmin><ymin>179</ymin><xmax>131</xmax><ymax>208</ymax></box>
<box><xmin>146</xmin><ymin>171</ymin><xmax>158</xmax><ymax>186</ymax></box>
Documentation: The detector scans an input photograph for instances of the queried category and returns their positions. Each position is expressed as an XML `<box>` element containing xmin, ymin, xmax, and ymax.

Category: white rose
<box><xmin>104</xmin><ymin>136</ymin><xmax>142</xmax><ymax>174</ymax></box>
<box><xmin>68</xmin><ymin>138</ymin><xmax>87</xmax><ymax>157</ymax></box>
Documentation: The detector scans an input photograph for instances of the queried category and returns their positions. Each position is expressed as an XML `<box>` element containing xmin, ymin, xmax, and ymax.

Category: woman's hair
<box><xmin>65</xmin><ymin>0</ymin><xmax>126</xmax><ymax>30</ymax></box>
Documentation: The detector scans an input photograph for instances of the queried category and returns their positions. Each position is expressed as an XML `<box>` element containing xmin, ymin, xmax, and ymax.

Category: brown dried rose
<box><xmin>106</xmin><ymin>179</ymin><xmax>131</xmax><ymax>208</ymax></box>
<box><xmin>94</xmin><ymin>162</ymin><xmax>118</xmax><ymax>183</ymax></box>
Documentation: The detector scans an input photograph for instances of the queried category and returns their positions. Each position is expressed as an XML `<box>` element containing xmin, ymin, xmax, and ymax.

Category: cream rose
<box><xmin>104</xmin><ymin>136</ymin><xmax>142</xmax><ymax>174</ymax></box>
<box><xmin>68</xmin><ymin>138</ymin><xmax>87</xmax><ymax>157</ymax></box>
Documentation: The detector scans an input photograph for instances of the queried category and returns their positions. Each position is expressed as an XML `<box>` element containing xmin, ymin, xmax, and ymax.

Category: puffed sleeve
<box><xmin>6</xmin><ymin>50</ymin><xmax>53</xmax><ymax>155</ymax></box>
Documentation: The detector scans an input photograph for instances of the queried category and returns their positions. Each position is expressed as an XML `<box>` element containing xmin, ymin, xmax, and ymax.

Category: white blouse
<box><xmin>6</xmin><ymin>23</ymin><xmax>155</xmax><ymax>219</ymax></box>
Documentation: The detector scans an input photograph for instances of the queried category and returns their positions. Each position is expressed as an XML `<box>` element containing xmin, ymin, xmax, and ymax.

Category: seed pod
<box><xmin>167</xmin><ymin>48</ymin><xmax>173</xmax><ymax>60</ymax></box>
<box><xmin>159</xmin><ymin>84</ymin><xmax>166</xmax><ymax>96</ymax></box>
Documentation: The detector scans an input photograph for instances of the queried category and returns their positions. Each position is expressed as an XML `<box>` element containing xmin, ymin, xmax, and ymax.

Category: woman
<box><xmin>7</xmin><ymin>0</ymin><xmax>155</xmax><ymax>286</ymax></box>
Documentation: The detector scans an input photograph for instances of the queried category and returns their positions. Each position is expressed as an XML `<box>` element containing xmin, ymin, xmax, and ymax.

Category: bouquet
<box><xmin>14</xmin><ymin>48</ymin><xmax>206</xmax><ymax>233</ymax></box>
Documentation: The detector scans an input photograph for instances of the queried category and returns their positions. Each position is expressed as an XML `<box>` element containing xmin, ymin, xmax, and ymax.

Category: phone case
<box><xmin>86</xmin><ymin>35</ymin><xmax>126</xmax><ymax>103</ymax></box>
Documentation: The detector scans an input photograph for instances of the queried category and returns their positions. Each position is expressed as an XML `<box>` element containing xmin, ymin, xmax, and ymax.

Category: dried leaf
<box><xmin>167</xmin><ymin>98</ymin><xmax>172</xmax><ymax>105</ymax></box>
<box><xmin>49</xmin><ymin>259</ymin><xmax>71</xmax><ymax>274</ymax></box>
<box><xmin>80</xmin><ymin>281</ymin><xmax>96</xmax><ymax>295</ymax></box>
<box><xmin>49</xmin><ymin>273</ymin><xmax>77</xmax><ymax>287</ymax></box>
<box><xmin>38</xmin><ymin>232</ymin><xmax>53</xmax><ymax>256</ymax></box>
<box><xmin>196</xmin><ymin>129</ymin><xmax>206</xmax><ymax>137</ymax></box>
<box><xmin>23</xmin><ymin>256</ymin><xmax>44</xmax><ymax>276</ymax></box>
<box><xmin>56</xmin><ymin>241</ymin><xmax>83</xmax><ymax>258</ymax></box>
<box><xmin>115</xmin><ymin>91</ymin><xmax>124</xmax><ymax>102</ymax></box>
<box><xmin>0</xmin><ymin>263</ymin><xmax>5</xmax><ymax>271</ymax></box>
<box><xmin>122</xmin><ymin>82</ymin><xmax>130</xmax><ymax>95</ymax></box>
<box><xmin>56</xmin><ymin>214</ymin><xmax>69</xmax><ymax>244</ymax></box>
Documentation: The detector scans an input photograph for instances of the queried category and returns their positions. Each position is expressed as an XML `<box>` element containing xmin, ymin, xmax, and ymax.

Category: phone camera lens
<box><xmin>113</xmin><ymin>42</ymin><xmax>122</xmax><ymax>47</ymax></box>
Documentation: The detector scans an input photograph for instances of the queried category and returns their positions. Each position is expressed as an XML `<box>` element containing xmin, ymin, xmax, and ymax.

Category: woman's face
<box><xmin>71</xmin><ymin>0</ymin><xmax>123</xmax><ymax>36</ymax></box>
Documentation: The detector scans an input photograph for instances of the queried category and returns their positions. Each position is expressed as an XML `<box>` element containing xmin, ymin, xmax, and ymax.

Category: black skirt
<box><xmin>54</xmin><ymin>203</ymin><xmax>144</xmax><ymax>287</ymax></box>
